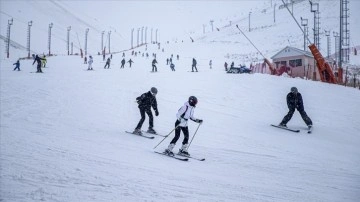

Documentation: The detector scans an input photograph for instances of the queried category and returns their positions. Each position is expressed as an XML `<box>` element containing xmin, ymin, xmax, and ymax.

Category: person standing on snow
<box><xmin>209</xmin><ymin>60</ymin><xmax>212</xmax><ymax>69</ymax></box>
<box><xmin>170</xmin><ymin>62</ymin><xmax>175</xmax><ymax>71</ymax></box>
<box><xmin>13</xmin><ymin>59</ymin><xmax>20</xmax><ymax>71</ymax></box>
<box><xmin>104</xmin><ymin>57</ymin><xmax>111</xmax><ymax>69</ymax></box>
<box><xmin>128</xmin><ymin>59</ymin><xmax>134</xmax><ymax>67</ymax></box>
<box><xmin>165</xmin><ymin>96</ymin><xmax>203</xmax><ymax>157</ymax></box>
<box><xmin>279</xmin><ymin>87</ymin><xmax>313</xmax><ymax>129</ymax></box>
<box><xmin>133</xmin><ymin>87</ymin><xmax>159</xmax><ymax>135</ymax></box>
<box><xmin>152</xmin><ymin>58</ymin><xmax>158</xmax><ymax>72</ymax></box>
<box><xmin>87</xmin><ymin>55</ymin><xmax>94</xmax><ymax>70</ymax></box>
<box><xmin>120</xmin><ymin>58</ymin><xmax>126</xmax><ymax>68</ymax></box>
<box><xmin>191</xmin><ymin>58</ymin><xmax>198</xmax><ymax>72</ymax></box>
<box><xmin>32</xmin><ymin>54</ymin><xmax>45</xmax><ymax>73</ymax></box>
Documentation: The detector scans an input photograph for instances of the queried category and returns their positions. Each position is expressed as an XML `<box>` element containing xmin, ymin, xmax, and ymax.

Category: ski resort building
<box><xmin>271</xmin><ymin>46</ymin><xmax>320</xmax><ymax>80</ymax></box>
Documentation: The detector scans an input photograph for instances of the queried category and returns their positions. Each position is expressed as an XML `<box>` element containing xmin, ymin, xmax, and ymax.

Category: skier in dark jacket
<box><xmin>164</xmin><ymin>96</ymin><xmax>203</xmax><ymax>157</ymax></box>
<box><xmin>13</xmin><ymin>59</ymin><xmax>20</xmax><ymax>71</ymax></box>
<box><xmin>191</xmin><ymin>58</ymin><xmax>198</xmax><ymax>72</ymax></box>
<box><xmin>128</xmin><ymin>59</ymin><xmax>134</xmax><ymax>67</ymax></box>
<box><xmin>133</xmin><ymin>87</ymin><xmax>159</xmax><ymax>135</ymax></box>
<box><xmin>120</xmin><ymin>58</ymin><xmax>126</xmax><ymax>68</ymax></box>
<box><xmin>152</xmin><ymin>58</ymin><xmax>158</xmax><ymax>72</ymax></box>
<box><xmin>170</xmin><ymin>62</ymin><xmax>175</xmax><ymax>71</ymax></box>
<box><xmin>279</xmin><ymin>87</ymin><xmax>313</xmax><ymax>129</ymax></box>
<box><xmin>104</xmin><ymin>57</ymin><xmax>111</xmax><ymax>69</ymax></box>
<box><xmin>32</xmin><ymin>55</ymin><xmax>44</xmax><ymax>73</ymax></box>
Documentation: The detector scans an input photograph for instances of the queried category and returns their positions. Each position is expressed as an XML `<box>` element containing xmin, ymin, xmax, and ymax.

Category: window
<box><xmin>289</xmin><ymin>59</ymin><xmax>302</xmax><ymax>67</ymax></box>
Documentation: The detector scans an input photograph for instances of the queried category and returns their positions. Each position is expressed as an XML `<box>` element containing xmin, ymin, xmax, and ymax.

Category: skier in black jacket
<box><xmin>133</xmin><ymin>87</ymin><xmax>159</xmax><ymax>135</ymax></box>
<box><xmin>32</xmin><ymin>55</ymin><xmax>45</xmax><ymax>73</ymax></box>
<box><xmin>279</xmin><ymin>87</ymin><xmax>312</xmax><ymax>129</ymax></box>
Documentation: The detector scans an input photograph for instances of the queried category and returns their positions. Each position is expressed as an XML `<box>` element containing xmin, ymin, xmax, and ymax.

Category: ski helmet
<box><xmin>150</xmin><ymin>87</ymin><xmax>158</xmax><ymax>95</ymax></box>
<box><xmin>188</xmin><ymin>96</ymin><xmax>198</xmax><ymax>107</ymax></box>
<box><xmin>290</xmin><ymin>87</ymin><xmax>298</xmax><ymax>93</ymax></box>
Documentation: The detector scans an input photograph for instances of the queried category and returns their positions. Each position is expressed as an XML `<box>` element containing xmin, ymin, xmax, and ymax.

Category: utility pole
<box><xmin>156</xmin><ymin>29</ymin><xmax>158</xmax><ymax>43</ymax></box>
<box><xmin>325</xmin><ymin>30</ymin><xmax>331</xmax><ymax>58</ymax></box>
<box><xmin>210</xmin><ymin>20</ymin><xmax>214</xmax><ymax>32</ymax></box>
<box><xmin>141</xmin><ymin>26</ymin><xmax>144</xmax><ymax>45</ymax></box>
<box><xmin>48</xmin><ymin>23</ymin><xmax>53</xmax><ymax>56</ymax></box>
<box><xmin>27</xmin><ymin>21</ymin><xmax>33</xmax><ymax>58</ymax></box>
<box><xmin>6</xmin><ymin>18</ymin><xmax>13</xmax><ymax>58</ymax></box>
<box><xmin>310</xmin><ymin>1</ymin><xmax>320</xmax><ymax>50</ymax></box>
<box><xmin>274</xmin><ymin>4</ymin><xmax>276</xmax><ymax>23</ymax></box>
<box><xmin>108</xmin><ymin>31</ymin><xmax>111</xmax><ymax>54</ymax></box>
<box><xmin>249</xmin><ymin>12</ymin><xmax>252</xmax><ymax>32</ymax></box>
<box><xmin>301</xmin><ymin>17</ymin><xmax>308</xmax><ymax>51</ymax></box>
<box><xmin>333</xmin><ymin>32</ymin><xmax>339</xmax><ymax>63</ymax></box>
<box><xmin>137</xmin><ymin>28</ymin><xmax>140</xmax><ymax>47</ymax></box>
<box><xmin>145</xmin><ymin>27</ymin><xmax>148</xmax><ymax>44</ymax></box>
<box><xmin>67</xmin><ymin>26</ymin><xmax>71</xmax><ymax>55</ymax></box>
<box><xmin>151</xmin><ymin>28</ymin><xmax>153</xmax><ymax>43</ymax></box>
<box><xmin>101</xmin><ymin>31</ymin><xmax>105</xmax><ymax>53</ymax></box>
<box><xmin>131</xmin><ymin>28</ymin><xmax>134</xmax><ymax>49</ymax></box>
<box><xmin>84</xmin><ymin>28</ymin><xmax>89</xmax><ymax>56</ymax></box>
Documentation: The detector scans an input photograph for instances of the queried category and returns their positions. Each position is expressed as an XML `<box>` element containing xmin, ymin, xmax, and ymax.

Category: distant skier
<box><xmin>170</xmin><ymin>62</ymin><xmax>175</xmax><ymax>71</ymax></box>
<box><xmin>120</xmin><ymin>58</ymin><xmax>126</xmax><ymax>68</ymax></box>
<box><xmin>177</xmin><ymin>54</ymin><xmax>179</xmax><ymax>60</ymax></box>
<box><xmin>128</xmin><ymin>59</ymin><xmax>134</xmax><ymax>67</ymax></box>
<box><xmin>209</xmin><ymin>60</ymin><xmax>212</xmax><ymax>69</ymax></box>
<box><xmin>84</xmin><ymin>56</ymin><xmax>87</xmax><ymax>64</ymax></box>
<box><xmin>133</xmin><ymin>87</ymin><xmax>159</xmax><ymax>135</ymax></box>
<box><xmin>87</xmin><ymin>55</ymin><xmax>93</xmax><ymax>70</ymax></box>
<box><xmin>42</xmin><ymin>55</ymin><xmax>47</xmax><ymax>68</ymax></box>
<box><xmin>152</xmin><ymin>58</ymin><xmax>158</xmax><ymax>72</ymax></box>
<box><xmin>164</xmin><ymin>96</ymin><xmax>203</xmax><ymax>157</ymax></box>
<box><xmin>166</xmin><ymin>58</ymin><xmax>169</xmax><ymax>65</ymax></box>
<box><xmin>191</xmin><ymin>58</ymin><xmax>198</xmax><ymax>72</ymax></box>
<box><xmin>32</xmin><ymin>54</ymin><xmax>45</xmax><ymax>73</ymax></box>
<box><xmin>122</xmin><ymin>52</ymin><xmax>125</xmax><ymax>57</ymax></box>
<box><xmin>279</xmin><ymin>87</ymin><xmax>313</xmax><ymax>129</ymax></box>
<box><xmin>13</xmin><ymin>59</ymin><xmax>20</xmax><ymax>71</ymax></box>
<box><xmin>104</xmin><ymin>57</ymin><xmax>111</xmax><ymax>69</ymax></box>
<box><xmin>230</xmin><ymin>62</ymin><xmax>234</xmax><ymax>68</ymax></box>
<box><xmin>224</xmin><ymin>62</ymin><xmax>228</xmax><ymax>71</ymax></box>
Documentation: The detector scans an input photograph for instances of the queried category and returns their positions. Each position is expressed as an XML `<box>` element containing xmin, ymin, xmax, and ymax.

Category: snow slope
<box><xmin>1</xmin><ymin>46</ymin><xmax>360</xmax><ymax>201</ymax></box>
<box><xmin>1</xmin><ymin>1</ymin><xmax>360</xmax><ymax>202</ymax></box>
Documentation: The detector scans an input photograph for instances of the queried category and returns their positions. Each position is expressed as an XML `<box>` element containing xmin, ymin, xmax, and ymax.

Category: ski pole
<box><xmin>188</xmin><ymin>122</ymin><xmax>202</xmax><ymax>150</ymax></box>
<box><xmin>153</xmin><ymin>125</ymin><xmax>179</xmax><ymax>149</ymax></box>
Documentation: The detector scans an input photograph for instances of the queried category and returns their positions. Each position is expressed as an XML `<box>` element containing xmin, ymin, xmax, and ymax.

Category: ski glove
<box><xmin>195</xmin><ymin>119</ymin><xmax>203</xmax><ymax>124</ymax></box>
<box><xmin>155</xmin><ymin>110</ymin><xmax>159</xmax><ymax>116</ymax></box>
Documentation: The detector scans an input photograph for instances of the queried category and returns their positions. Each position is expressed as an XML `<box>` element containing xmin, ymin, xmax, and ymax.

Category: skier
<box><xmin>13</xmin><ymin>59</ymin><xmax>20</xmax><ymax>71</ymax></box>
<box><xmin>170</xmin><ymin>62</ymin><xmax>175</xmax><ymax>71</ymax></box>
<box><xmin>279</xmin><ymin>87</ymin><xmax>313</xmax><ymax>129</ymax></box>
<box><xmin>133</xmin><ymin>87</ymin><xmax>159</xmax><ymax>135</ymax></box>
<box><xmin>120</xmin><ymin>58</ymin><xmax>126</xmax><ymax>68</ymax></box>
<box><xmin>152</xmin><ymin>58</ymin><xmax>158</xmax><ymax>72</ymax></box>
<box><xmin>87</xmin><ymin>55</ymin><xmax>93</xmax><ymax>70</ymax></box>
<box><xmin>224</xmin><ymin>62</ymin><xmax>228</xmax><ymax>71</ymax></box>
<box><xmin>84</xmin><ymin>56</ymin><xmax>87</xmax><ymax>64</ymax></box>
<box><xmin>42</xmin><ymin>55</ymin><xmax>47</xmax><ymax>68</ymax></box>
<box><xmin>191</xmin><ymin>58</ymin><xmax>198</xmax><ymax>72</ymax></box>
<box><xmin>209</xmin><ymin>60</ymin><xmax>212</xmax><ymax>69</ymax></box>
<box><xmin>165</xmin><ymin>96</ymin><xmax>203</xmax><ymax>157</ymax></box>
<box><xmin>166</xmin><ymin>58</ymin><xmax>169</xmax><ymax>65</ymax></box>
<box><xmin>32</xmin><ymin>54</ymin><xmax>45</xmax><ymax>73</ymax></box>
<box><xmin>104</xmin><ymin>57</ymin><xmax>111</xmax><ymax>69</ymax></box>
<box><xmin>128</xmin><ymin>59</ymin><xmax>134</xmax><ymax>67</ymax></box>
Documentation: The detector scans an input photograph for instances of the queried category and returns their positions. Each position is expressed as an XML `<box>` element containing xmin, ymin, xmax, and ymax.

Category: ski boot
<box><xmin>147</xmin><ymin>127</ymin><xmax>157</xmax><ymax>134</ymax></box>
<box><xmin>164</xmin><ymin>143</ymin><xmax>175</xmax><ymax>156</ymax></box>
<box><xmin>132</xmin><ymin>128</ymin><xmax>142</xmax><ymax>135</ymax></box>
<box><xmin>178</xmin><ymin>144</ymin><xmax>190</xmax><ymax>157</ymax></box>
<box><xmin>279</xmin><ymin>122</ymin><xmax>287</xmax><ymax>128</ymax></box>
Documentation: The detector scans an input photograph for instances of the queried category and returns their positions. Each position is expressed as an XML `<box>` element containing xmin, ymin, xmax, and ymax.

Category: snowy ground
<box><xmin>1</xmin><ymin>48</ymin><xmax>360</xmax><ymax>201</ymax></box>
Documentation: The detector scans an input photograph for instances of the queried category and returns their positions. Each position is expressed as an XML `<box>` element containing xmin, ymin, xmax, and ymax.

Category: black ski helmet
<box><xmin>188</xmin><ymin>96</ymin><xmax>198</xmax><ymax>106</ymax></box>
<box><xmin>151</xmin><ymin>87</ymin><xmax>158</xmax><ymax>95</ymax></box>
<box><xmin>290</xmin><ymin>87</ymin><xmax>298</xmax><ymax>93</ymax></box>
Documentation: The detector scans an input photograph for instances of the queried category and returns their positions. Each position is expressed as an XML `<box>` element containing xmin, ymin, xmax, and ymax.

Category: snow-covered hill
<box><xmin>1</xmin><ymin>1</ymin><xmax>360</xmax><ymax>202</ymax></box>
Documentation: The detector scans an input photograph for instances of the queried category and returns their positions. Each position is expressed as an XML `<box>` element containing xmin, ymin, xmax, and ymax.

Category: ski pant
<box><xmin>281</xmin><ymin>106</ymin><xmax>312</xmax><ymax>126</ymax></box>
<box><xmin>192</xmin><ymin>65</ymin><xmax>198</xmax><ymax>72</ymax></box>
<box><xmin>170</xmin><ymin>120</ymin><xmax>189</xmax><ymax>145</ymax></box>
<box><xmin>104</xmin><ymin>63</ymin><xmax>110</xmax><ymax>69</ymax></box>
<box><xmin>36</xmin><ymin>63</ymin><xmax>42</xmax><ymax>72</ymax></box>
<box><xmin>13</xmin><ymin>66</ymin><xmax>20</xmax><ymax>71</ymax></box>
<box><xmin>135</xmin><ymin>107</ymin><xmax>153</xmax><ymax>130</ymax></box>
<box><xmin>152</xmin><ymin>65</ymin><xmax>157</xmax><ymax>72</ymax></box>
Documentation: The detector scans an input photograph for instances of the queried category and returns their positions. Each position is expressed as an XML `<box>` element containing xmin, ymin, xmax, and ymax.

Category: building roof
<box><xmin>271</xmin><ymin>46</ymin><xmax>314</xmax><ymax>60</ymax></box>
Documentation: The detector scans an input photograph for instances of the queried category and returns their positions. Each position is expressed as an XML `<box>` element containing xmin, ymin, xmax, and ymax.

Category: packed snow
<box><xmin>1</xmin><ymin>1</ymin><xmax>360</xmax><ymax>202</ymax></box>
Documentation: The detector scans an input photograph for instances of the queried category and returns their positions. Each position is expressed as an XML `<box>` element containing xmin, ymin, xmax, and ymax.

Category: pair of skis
<box><xmin>271</xmin><ymin>124</ymin><xmax>312</xmax><ymax>134</ymax></box>
<box><xmin>154</xmin><ymin>151</ymin><xmax>205</xmax><ymax>161</ymax></box>
<box><xmin>125</xmin><ymin>130</ymin><xmax>166</xmax><ymax>139</ymax></box>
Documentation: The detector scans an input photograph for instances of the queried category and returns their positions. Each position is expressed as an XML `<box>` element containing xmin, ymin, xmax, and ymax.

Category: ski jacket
<box><xmin>88</xmin><ymin>58</ymin><xmax>93</xmax><ymax>65</ymax></box>
<box><xmin>286</xmin><ymin>92</ymin><xmax>304</xmax><ymax>110</ymax></box>
<box><xmin>13</xmin><ymin>61</ymin><xmax>20</xmax><ymax>68</ymax></box>
<box><xmin>176</xmin><ymin>102</ymin><xmax>197</xmax><ymax>127</ymax></box>
<box><xmin>136</xmin><ymin>91</ymin><xmax>158</xmax><ymax>111</ymax></box>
